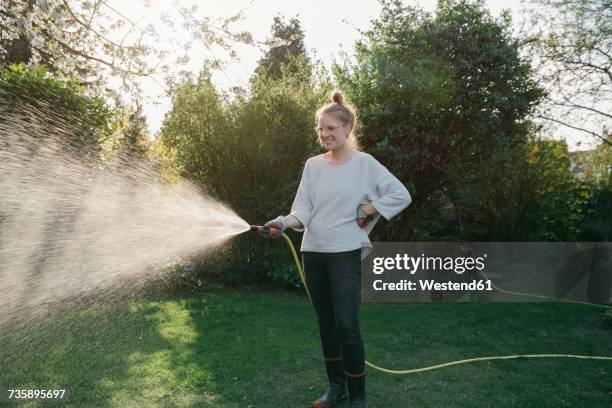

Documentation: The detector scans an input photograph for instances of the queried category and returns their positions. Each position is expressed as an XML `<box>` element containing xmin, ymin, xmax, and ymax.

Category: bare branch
<box><xmin>592</xmin><ymin>46</ymin><xmax>612</xmax><ymax>62</ymax></box>
<box><xmin>34</xmin><ymin>22</ymin><xmax>151</xmax><ymax>77</ymax></box>
<box><xmin>57</xmin><ymin>0</ymin><xmax>125</xmax><ymax>50</ymax></box>
<box><xmin>554</xmin><ymin>97</ymin><xmax>612</xmax><ymax>120</ymax></box>
<box><xmin>536</xmin><ymin>114</ymin><xmax>612</xmax><ymax>146</ymax></box>
<box><xmin>86</xmin><ymin>0</ymin><xmax>101</xmax><ymax>28</ymax></box>
<box><xmin>98</xmin><ymin>0</ymin><xmax>160</xmax><ymax>41</ymax></box>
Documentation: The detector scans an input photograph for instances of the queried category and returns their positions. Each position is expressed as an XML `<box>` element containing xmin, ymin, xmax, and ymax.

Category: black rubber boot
<box><xmin>346</xmin><ymin>371</ymin><xmax>366</xmax><ymax>408</ymax></box>
<box><xmin>312</xmin><ymin>359</ymin><xmax>348</xmax><ymax>408</ymax></box>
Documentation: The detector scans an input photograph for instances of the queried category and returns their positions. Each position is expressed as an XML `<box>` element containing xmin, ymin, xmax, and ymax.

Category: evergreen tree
<box><xmin>254</xmin><ymin>16</ymin><xmax>311</xmax><ymax>80</ymax></box>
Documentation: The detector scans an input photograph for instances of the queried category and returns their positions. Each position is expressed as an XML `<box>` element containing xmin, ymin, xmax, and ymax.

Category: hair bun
<box><xmin>331</xmin><ymin>90</ymin><xmax>344</xmax><ymax>105</ymax></box>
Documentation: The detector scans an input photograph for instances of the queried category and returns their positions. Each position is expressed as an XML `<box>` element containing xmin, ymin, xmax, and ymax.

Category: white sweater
<box><xmin>289</xmin><ymin>151</ymin><xmax>412</xmax><ymax>259</ymax></box>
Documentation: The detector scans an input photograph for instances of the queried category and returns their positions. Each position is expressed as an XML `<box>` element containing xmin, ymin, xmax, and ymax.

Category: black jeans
<box><xmin>302</xmin><ymin>249</ymin><xmax>365</xmax><ymax>376</ymax></box>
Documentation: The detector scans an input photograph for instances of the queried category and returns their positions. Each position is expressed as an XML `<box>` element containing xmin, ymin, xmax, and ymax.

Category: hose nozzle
<box><xmin>250</xmin><ymin>224</ymin><xmax>281</xmax><ymax>238</ymax></box>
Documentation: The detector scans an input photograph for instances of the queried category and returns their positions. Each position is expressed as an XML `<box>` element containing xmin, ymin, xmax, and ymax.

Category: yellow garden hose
<box><xmin>280</xmin><ymin>233</ymin><xmax>612</xmax><ymax>374</ymax></box>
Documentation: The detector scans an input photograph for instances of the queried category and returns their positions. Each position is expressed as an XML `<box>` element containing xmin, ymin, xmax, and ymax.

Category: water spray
<box><xmin>0</xmin><ymin>103</ymin><xmax>251</xmax><ymax>331</ymax></box>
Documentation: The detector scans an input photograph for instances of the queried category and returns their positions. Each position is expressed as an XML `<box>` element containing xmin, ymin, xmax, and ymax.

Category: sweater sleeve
<box><xmin>369</xmin><ymin>158</ymin><xmax>412</xmax><ymax>221</ymax></box>
<box><xmin>289</xmin><ymin>160</ymin><xmax>313</xmax><ymax>232</ymax></box>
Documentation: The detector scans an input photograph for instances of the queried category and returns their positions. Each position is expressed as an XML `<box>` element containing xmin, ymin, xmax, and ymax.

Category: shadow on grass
<box><xmin>0</xmin><ymin>293</ymin><xmax>225</xmax><ymax>407</ymax></box>
<box><xmin>0</xmin><ymin>290</ymin><xmax>324</xmax><ymax>407</ymax></box>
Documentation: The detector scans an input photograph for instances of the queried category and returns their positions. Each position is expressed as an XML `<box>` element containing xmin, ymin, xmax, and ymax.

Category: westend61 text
<box><xmin>373</xmin><ymin>279</ymin><xmax>493</xmax><ymax>291</ymax></box>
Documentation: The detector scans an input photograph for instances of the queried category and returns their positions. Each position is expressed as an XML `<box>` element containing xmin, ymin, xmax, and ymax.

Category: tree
<box><xmin>254</xmin><ymin>15</ymin><xmax>311</xmax><ymax>81</ymax></box>
<box><xmin>576</xmin><ymin>142</ymin><xmax>612</xmax><ymax>240</ymax></box>
<box><xmin>334</xmin><ymin>0</ymin><xmax>544</xmax><ymax>241</ymax></box>
<box><xmin>0</xmin><ymin>0</ymin><xmax>253</xmax><ymax>95</ymax></box>
<box><xmin>509</xmin><ymin>138</ymin><xmax>585</xmax><ymax>241</ymax></box>
<box><xmin>521</xmin><ymin>0</ymin><xmax>611</xmax><ymax>146</ymax></box>
<box><xmin>104</xmin><ymin>102</ymin><xmax>150</xmax><ymax>160</ymax></box>
<box><xmin>157</xmin><ymin>70</ymin><xmax>231</xmax><ymax>198</ymax></box>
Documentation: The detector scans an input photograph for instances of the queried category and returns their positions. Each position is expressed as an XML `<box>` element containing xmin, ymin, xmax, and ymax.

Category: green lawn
<box><xmin>1</xmin><ymin>290</ymin><xmax>611</xmax><ymax>407</ymax></box>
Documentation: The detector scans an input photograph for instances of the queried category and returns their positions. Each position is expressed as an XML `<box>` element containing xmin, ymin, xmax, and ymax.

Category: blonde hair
<box><xmin>315</xmin><ymin>90</ymin><xmax>360</xmax><ymax>150</ymax></box>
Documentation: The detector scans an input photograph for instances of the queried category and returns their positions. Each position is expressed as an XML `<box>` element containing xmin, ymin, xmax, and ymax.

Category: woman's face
<box><xmin>317</xmin><ymin>114</ymin><xmax>350</xmax><ymax>151</ymax></box>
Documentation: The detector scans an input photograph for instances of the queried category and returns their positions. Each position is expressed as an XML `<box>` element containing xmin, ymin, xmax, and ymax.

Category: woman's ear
<box><xmin>345</xmin><ymin>123</ymin><xmax>352</xmax><ymax>136</ymax></box>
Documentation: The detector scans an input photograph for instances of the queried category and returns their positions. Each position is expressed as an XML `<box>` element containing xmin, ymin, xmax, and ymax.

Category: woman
<box><xmin>265</xmin><ymin>91</ymin><xmax>411</xmax><ymax>408</ymax></box>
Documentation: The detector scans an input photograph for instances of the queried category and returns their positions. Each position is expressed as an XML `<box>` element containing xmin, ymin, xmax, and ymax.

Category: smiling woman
<box><xmin>264</xmin><ymin>90</ymin><xmax>412</xmax><ymax>408</ymax></box>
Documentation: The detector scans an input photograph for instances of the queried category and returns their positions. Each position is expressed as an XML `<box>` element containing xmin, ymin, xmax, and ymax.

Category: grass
<box><xmin>1</xmin><ymin>289</ymin><xmax>611</xmax><ymax>407</ymax></box>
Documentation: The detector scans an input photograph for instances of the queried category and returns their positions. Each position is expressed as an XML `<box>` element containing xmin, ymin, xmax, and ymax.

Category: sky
<box><xmin>103</xmin><ymin>0</ymin><xmax>595</xmax><ymax>151</ymax></box>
